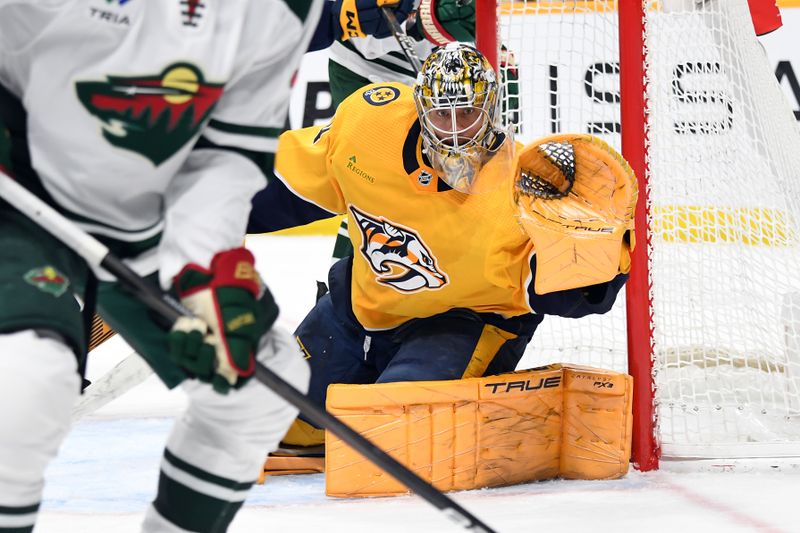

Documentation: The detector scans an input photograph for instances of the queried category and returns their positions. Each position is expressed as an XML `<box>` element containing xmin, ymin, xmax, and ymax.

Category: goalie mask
<box><xmin>413</xmin><ymin>43</ymin><xmax>513</xmax><ymax>193</ymax></box>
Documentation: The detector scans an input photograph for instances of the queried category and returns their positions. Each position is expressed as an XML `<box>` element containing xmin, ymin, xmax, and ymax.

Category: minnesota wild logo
<box><xmin>24</xmin><ymin>266</ymin><xmax>70</xmax><ymax>297</ymax></box>
<box><xmin>76</xmin><ymin>63</ymin><xmax>224</xmax><ymax>165</ymax></box>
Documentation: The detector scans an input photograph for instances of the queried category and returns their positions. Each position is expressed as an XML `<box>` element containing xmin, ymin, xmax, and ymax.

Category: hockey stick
<box><xmin>72</xmin><ymin>349</ymin><xmax>152</xmax><ymax>421</ymax></box>
<box><xmin>0</xmin><ymin>172</ymin><xmax>496</xmax><ymax>533</ymax></box>
<box><xmin>381</xmin><ymin>7</ymin><xmax>423</xmax><ymax>73</ymax></box>
<box><xmin>74</xmin><ymin>314</ymin><xmax>156</xmax><ymax>421</ymax></box>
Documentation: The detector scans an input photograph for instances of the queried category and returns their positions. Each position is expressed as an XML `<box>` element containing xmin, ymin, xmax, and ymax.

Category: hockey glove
<box><xmin>514</xmin><ymin>134</ymin><xmax>638</xmax><ymax>294</ymax></box>
<box><xmin>333</xmin><ymin>0</ymin><xmax>414</xmax><ymax>40</ymax></box>
<box><xmin>169</xmin><ymin>248</ymin><xmax>269</xmax><ymax>394</ymax></box>
<box><xmin>415</xmin><ymin>0</ymin><xmax>475</xmax><ymax>46</ymax></box>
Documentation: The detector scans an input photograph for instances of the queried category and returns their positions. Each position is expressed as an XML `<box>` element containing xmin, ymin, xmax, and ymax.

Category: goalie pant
<box><xmin>288</xmin><ymin>256</ymin><xmax>627</xmax><ymax>436</ymax></box>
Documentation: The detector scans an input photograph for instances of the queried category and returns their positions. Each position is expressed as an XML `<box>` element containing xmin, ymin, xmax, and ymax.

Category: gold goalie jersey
<box><xmin>275</xmin><ymin>82</ymin><xmax>534</xmax><ymax>331</ymax></box>
<box><xmin>276</xmin><ymin>82</ymin><xmax>636</xmax><ymax>331</ymax></box>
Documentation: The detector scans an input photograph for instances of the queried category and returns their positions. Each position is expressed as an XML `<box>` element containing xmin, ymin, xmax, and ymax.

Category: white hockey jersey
<box><xmin>329</xmin><ymin>33</ymin><xmax>434</xmax><ymax>87</ymax></box>
<box><xmin>0</xmin><ymin>0</ymin><xmax>321</xmax><ymax>283</ymax></box>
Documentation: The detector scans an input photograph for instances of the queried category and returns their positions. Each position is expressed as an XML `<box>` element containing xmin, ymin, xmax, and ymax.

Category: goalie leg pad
<box><xmin>325</xmin><ymin>364</ymin><xmax>632</xmax><ymax>497</ymax></box>
<box><xmin>325</xmin><ymin>366</ymin><xmax>564</xmax><ymax>497</ymax></box>
<box><xmin>88</xmin><ymin>313</ymin><xmax>116</xmax><ymax>351</ymax></box>
<box><xmin>560</xmin><ymin>365</ymin><xmax>633</xmax><ymax>480</ymax></box>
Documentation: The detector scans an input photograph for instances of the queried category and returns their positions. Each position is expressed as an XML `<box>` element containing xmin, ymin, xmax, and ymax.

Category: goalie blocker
<box><xmin>325</xmin><ymin>364</ymin><xmax>632</xmax><ymax>497</ymax></box>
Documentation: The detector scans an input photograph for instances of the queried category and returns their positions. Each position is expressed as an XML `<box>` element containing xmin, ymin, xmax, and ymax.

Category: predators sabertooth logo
<box><xmin>350</xmin><ymin>206</ymin><xmax>448</xmax><ymax>292</ymax></box>
<box><xmin>76</xmin><ymin>63</ymin><xmax>224</xmax><ymax>165</ymax></box>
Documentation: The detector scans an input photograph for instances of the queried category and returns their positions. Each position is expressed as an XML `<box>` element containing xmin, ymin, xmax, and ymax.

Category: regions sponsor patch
<box><xmin>24</xmin><ymin>266</ymin><xmax>70</xmax><ymax>297</ymax></box>
<box><xmin>362</xmin><ymin>86</ymin><xmax>400</xmax><ymax>106</ymax></box>
<box><xmin>345</xmin><ymin>155</ymin><xmax>375</xmax><ymax>183</ymax></box>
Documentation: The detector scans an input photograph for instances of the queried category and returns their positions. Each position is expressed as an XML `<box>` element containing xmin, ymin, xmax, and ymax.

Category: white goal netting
<box><xmin>495</xmin><ymin>0</ymin><xmax>800</xmax><ymax>459</ymax></box>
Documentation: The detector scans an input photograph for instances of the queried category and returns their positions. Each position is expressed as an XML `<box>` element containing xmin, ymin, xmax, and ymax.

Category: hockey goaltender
<box><xmin>249</xmin><ymin>43</ymin><xmax>636</xmax><ymax>496</ymax></box>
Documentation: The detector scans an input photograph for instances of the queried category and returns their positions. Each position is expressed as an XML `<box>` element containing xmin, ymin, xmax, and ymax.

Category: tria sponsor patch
<box><xmin>88</xmin><ymin>0</ymin><xmax>134</xmax><ymax>26</ymax></box>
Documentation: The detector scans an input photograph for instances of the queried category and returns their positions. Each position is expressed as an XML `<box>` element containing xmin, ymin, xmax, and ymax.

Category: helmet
<box><xmin>413</xmin><ymin>42</ymin><xmax>509</xmax><ymax>193</ymax></box>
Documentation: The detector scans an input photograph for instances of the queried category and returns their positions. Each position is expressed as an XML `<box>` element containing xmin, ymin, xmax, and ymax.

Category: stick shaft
<box><xmin>381</xmin><ymin>7</ymin><xmax>423</xmax><ymax>73</ymax></box>
<box><xmin>255</xmin><ymin>364</ymin><xmax>494</xmax><ymax>532</ymax></box>
<box><xmin>0</xmin><ymin>174</ymin><xmax>108</xmax><ymax>267</ymax></box>
<box><xmin>0</xmin><ymin>171</ymin><xmax>496</xmax><ymax>533</ymax></box>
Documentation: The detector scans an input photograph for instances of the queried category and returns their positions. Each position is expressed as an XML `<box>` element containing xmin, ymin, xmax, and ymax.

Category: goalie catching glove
<box><xmin>169</xmin><ymin>247</ymin><xmax>273</xmax><ymax>394</ymax></box>
<box><xmin>514</xmin><ymin>134</ymin><xmax>638</xmax><ymax>294</ymax></box>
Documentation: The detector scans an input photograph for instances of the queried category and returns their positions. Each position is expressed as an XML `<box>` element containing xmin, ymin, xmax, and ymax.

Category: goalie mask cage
<box><xmin>476</xmin><ymin>0</ymin><xmax>800</xmax><ymax>471</ymax></box>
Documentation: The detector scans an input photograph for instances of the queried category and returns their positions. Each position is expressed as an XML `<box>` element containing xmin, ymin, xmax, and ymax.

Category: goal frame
<box><xmin>475</xmin><ymin>0</ymin><xmax>659</xmax><ymax>471</ymax></box>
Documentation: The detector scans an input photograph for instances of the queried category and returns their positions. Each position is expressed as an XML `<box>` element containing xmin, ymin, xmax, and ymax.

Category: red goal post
<box><xmin>476</xmin><ymin>0</ymin><xmax>800</xmax><ymax>472</ymax></box>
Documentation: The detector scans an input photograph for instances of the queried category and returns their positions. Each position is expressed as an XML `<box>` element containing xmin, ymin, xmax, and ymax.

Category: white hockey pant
<box><xmin>0</xmin><ymin>330</ymin><xmax>80</xmax><ymax>530</ymax></box>
<box><xmin>142</xmin><ymin>326</ymin><xmax>309</xmax><ymax>532</ymax></box>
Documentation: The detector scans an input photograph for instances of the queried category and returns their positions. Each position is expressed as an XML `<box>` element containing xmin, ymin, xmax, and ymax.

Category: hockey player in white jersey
<box><xmin>0</xmin><ymin>1</ymin><xmax>400</xmax><ymax>531</ymax></box>
<box><xmin>324</xmin><ymin>0</ymin><xmax>476</xmax><ymax>104</ymax></box>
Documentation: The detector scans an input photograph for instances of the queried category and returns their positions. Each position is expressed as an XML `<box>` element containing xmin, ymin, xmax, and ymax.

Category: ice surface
<box><xmin>36</xmin><ymin>235</ymin><xmax>800</xmax><ymax>533</ymax></box>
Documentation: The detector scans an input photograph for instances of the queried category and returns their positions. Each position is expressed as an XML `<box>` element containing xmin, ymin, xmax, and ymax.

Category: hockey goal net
<box><xmin>477</xmin><ymin>0</ymin><xmax>800</xmax><ymax>470</ymax></box>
